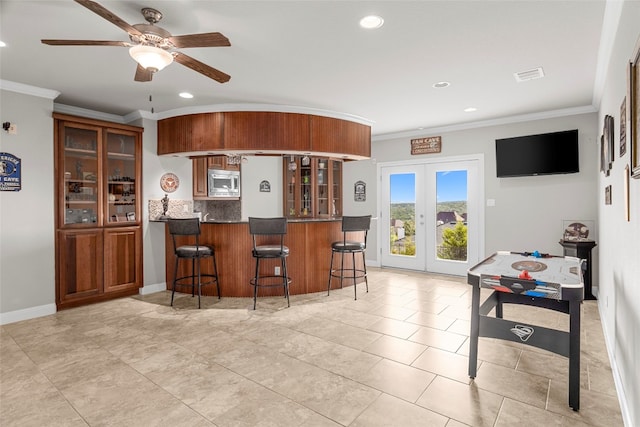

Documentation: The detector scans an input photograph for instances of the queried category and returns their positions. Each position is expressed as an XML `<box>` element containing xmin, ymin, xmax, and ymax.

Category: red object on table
<box><xmin>518</xmin><ymin>269</ymin><xmax>532</xmax><ymax>280</ymax></box>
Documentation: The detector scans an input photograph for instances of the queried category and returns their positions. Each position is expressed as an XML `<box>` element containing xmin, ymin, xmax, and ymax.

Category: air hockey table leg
<box><xmin>468</xmin><ymin>282</ymin><xmax>480</xmax><ymax>378</ymax></box>
<box><xmin>569</xmin><ymin>298</ymin><xmax>581</xmax><ymax>411</ymax></box>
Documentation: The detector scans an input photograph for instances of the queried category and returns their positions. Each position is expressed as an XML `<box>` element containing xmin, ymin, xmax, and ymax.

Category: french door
<box><xmin>380</xmin><ymin>158</ymin><xmax>481</xmax><ymax>276</ymax></box>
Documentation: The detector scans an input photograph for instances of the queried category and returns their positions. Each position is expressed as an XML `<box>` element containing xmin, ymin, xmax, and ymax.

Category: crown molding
<box><xmin>371</xmin><ymin>105</ymin><xmax>598</xmax><ymax>142</ymax></box>
<box><xmin>0</xmin><ymin>80</ymin><xmax>60</xmax><ymax>100</ymax></box>
<box><xmin>591</xmin><ymin>0</ymin><xmax>625</xmax><ymax>109</ymax></box>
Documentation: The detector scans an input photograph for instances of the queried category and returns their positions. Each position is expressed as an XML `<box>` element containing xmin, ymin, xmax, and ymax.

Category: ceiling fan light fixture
<box><xmin>129</xmin><ymin>45</ymin><xmax>173</xmax><ymax>72</ymax></box>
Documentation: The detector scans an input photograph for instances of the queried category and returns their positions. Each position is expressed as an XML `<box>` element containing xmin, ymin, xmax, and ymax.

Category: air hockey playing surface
<box><xmin>468</xmin><ymin>250</ymin><xmax>583</xmax><ymax>301</ymax></box>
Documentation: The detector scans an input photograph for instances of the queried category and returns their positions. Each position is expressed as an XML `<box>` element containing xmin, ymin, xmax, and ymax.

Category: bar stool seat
<box><xmin>249</xmin><ymin>217</ymin><xmax>291</xmax><ymax>310</ymax></box>
<box><xmin>168</xmin><ymin>218</ymin><xmax>220</xmax><ymax>308</ymax></box>
<box><xmin>328</xmin><ymin>215</ymin><xmax>371</xmax><ymax>300</ymax></box>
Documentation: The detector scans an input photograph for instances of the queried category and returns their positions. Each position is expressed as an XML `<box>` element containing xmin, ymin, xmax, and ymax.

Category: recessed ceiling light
<box><xmin>464</xmin><ymin>107</ymin><xmax>477</xmax><ymax>112</ymax></box>
<box><xmin>179</xmin><ymin>92</ymin><xmax>194</xmax><ymax>99</ymax></box>
<box><xmin>432</xmin><ymin>81</ymin><xmax>450</xmax><ymax>88</ymax></box>
<box><xmin>359</xmin><ymin>15</ymin><xmax>384</xmax><ymax>29</ymax></box>
<box><xmin>0</xmin><ymin>41</ymin><xmax>6</xmax><ymax>47</ymax></box>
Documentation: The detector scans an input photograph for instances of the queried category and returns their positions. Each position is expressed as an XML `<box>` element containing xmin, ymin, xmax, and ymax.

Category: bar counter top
<box><xmin>162</xmin><ymin>218</ymin><xmax>362</xmax><ymax>299</ymax></box>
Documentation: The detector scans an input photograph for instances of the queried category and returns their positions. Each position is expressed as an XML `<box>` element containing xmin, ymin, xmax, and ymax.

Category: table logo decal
<box><xmin>511</xmin><ymin>324</ymin><xmax>534</xmax><ymax>342</ymax></box>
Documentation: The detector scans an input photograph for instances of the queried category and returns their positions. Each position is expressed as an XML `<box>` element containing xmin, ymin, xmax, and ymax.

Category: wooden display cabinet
<box><xmin>284</xmin><ymin>156</ymin><xmax>342</xmax><ymax>218</ymax></box>
<box><xmin>54</xmin><ymin>113</ymin><xmax>143</xmax><ymax>310</ymax></box>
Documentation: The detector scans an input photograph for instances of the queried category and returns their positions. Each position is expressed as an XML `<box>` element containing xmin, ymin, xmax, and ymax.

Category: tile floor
<box><xmin>0</xmin><ymin>268</ymin><xmax>623</xmax><ymax>426</ymax></box>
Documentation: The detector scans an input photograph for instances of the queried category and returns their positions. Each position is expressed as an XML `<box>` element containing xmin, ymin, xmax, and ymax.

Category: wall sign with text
<box><xmin>0</xmin><ymin>152</ymin><xmax>21</xmax><ymax>191</ymax></box>
<box><xmin>411</xmin><ymin>136</ymin><xmax>441</xmax><ymax>155</ymax></box>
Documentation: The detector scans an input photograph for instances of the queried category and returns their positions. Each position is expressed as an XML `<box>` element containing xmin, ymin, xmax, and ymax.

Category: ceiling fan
<box><xmin>41</xmin><ymin>0</ymin><xmax>231</xmax><ymax>83</ymax></box>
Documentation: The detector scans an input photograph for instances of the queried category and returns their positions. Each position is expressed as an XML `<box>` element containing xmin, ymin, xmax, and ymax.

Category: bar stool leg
<box><xmin>339</xmin><ymin>252</ymin><xmax>345</xmax><ymax>289</ymax></box>
<box><xmin>352</xmin><ymin>252</ymin><xmax>357</xmax><ymax>300</ymax></box>
<box><xmin>327</xmin><ymin>250</ymin><xmax>335</xmax><ymax>295</ymax></box>
<box><xmin>362</xmin><ymin>251</ymin><xmax>368</xmax><ymax>294</ymax></box>
<box><xmin>282</xmin><ymin>258</ymin><xmax>290</xmax><ymax>307</ymax></box>
<box><xmin>212</xmin><ymin>251</ymin><xmax>221</xmax><ymax>299</ymax></box>
<box><xmin>196</xmin><ymin>257</ymin><xmax>202</xmax><ymax>309</ymax></box>
<box><xmin>253</xmin><ymin>258</ymin><xmax>260</xmax><ymax>310</ymax></box>
<box><xmin>191</xmin><ymin>258</ymin><xmax>196</xmax><ymax>298</ymax></box>
<box><xmin>171</xmin><ymin>256</ymin><xmax>179</xmax><ymax>306</ymax></box>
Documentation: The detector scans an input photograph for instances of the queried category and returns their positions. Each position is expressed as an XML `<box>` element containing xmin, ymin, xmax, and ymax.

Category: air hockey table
<box><xmin>467</xmin><ymin>251</ymin><xmax>584</xmax><ymax>411</ymax></box>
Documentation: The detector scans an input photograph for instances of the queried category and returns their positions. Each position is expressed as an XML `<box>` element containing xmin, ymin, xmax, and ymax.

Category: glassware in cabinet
<box><xmin>62</xmin><ymin>125</ymin><xmax>99</xmax><ymax>225</ymax></box>
<box><xmin>106</xmin><ymin>131</ymin><xmax>137</xmax><ymax>223</ymax></box>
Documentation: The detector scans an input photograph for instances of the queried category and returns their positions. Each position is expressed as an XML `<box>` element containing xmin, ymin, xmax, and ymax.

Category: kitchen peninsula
<box><xmin>164</xmin><ymin>218</ymin><xmax>364</xmax><ymax>298</ymax></box>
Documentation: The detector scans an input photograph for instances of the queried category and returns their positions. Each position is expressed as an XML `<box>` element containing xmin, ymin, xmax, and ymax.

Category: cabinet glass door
<box><xmin>105</xmin><ymin>131</ymin><xmax>137</xmax><ymax>224</ymax></box>
<box><xmin>284</xmin><ymin>157</ymin><xmax>298</xmax><ymax>217</ymax></box>
<box><xmin>331</xmin><ymin>161</ymin><xmax>341</xmax><ymax>217</ymax></box>
<box><xmin>300</xmin><ymin>157</ymin><xmax>312</xmax><ymax>216</ymax></box>
<box><xmin>316</xmin><ymin>159</ymin><xmax>329</xmax><ymax>216</ymax></box>
<box><xmin>63</xmin><ymin>125</ymin><xmax>99</xmax><ymax>225</ymax></box>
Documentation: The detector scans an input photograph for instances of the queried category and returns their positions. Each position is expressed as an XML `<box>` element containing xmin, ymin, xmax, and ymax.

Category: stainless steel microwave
<box><xmin>208</xmin><ymin>169</ymin><xmax>240</xmax><ymax>198</ymax></box>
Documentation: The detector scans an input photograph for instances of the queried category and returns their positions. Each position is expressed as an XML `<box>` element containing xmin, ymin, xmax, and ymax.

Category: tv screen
<box><xmin>495</xmin><ymin>129</ymin><xmax>579</xmax><ymax>177</ymax></box>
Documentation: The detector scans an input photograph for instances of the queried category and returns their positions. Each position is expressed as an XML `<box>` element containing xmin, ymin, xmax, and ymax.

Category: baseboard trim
<box><xmin>598</xmin><ymin>298</ymin><xmax>632</xmax><ymax>427</ymax></box>
<box><xmin>0</xmin><ymin>303</ymin><xmax>57</xmax><ymax>325</ymax></box>
<box><xmin>139</xmin><ymin>282</ymin><xmax>167</xmax><ymax>295</ymax></box>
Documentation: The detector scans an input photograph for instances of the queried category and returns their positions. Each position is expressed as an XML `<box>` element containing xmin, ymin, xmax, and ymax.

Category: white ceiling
<box><xmin>0</xmin><ymin>1</ymin><xmax>608</xmax><ymax>137</ymax></box>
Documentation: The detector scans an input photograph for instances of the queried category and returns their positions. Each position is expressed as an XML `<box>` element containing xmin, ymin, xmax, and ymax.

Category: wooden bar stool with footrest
<box><xmin>167</xmin><ymin>218</ymin><xmax>220</xmax><ymax>308</ymax></box>
<box><xmin>327</xmin><ymin>215</ymin><xmax>371</xmax><ymax>300</ymax></box>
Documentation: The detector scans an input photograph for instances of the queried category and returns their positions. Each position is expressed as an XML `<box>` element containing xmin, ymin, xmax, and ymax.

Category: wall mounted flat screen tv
<box><xmin>495</xmin><ymin>129</ymin><xmax>579</xmax><ymax>177</ymax></box>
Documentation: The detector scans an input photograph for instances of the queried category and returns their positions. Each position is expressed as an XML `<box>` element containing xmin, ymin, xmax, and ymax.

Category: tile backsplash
<box><xmin>148</xmin><ymin>198</ymin><xmax>193</xmax><ymax>220</ymax></box>
<box><xmin>194</xmin><ymin>200</ymin><xmax>241</xmax><ymax>221</ymax></box>
<box><xmin>149</xmin><ymin>198</ymin><xmax>241</xmax><ymax>221</ymax></box>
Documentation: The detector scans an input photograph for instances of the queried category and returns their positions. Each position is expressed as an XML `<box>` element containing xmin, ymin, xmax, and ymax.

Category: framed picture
<box><xmin>601</xmin><ymin>114</ymin><xmax>615</xmax><ymax>175</ymax></box>
<box><xmin>126</xmin><ymin>212</ymin><xmax>135</xmax><ymax>221</ymax></box>
<box><xmin>629</xmin><ymin>35</ymin><xmax>640</xmax><ymax>178</ymax></box>
<box><xmin>605</xmin><ymin>185</ymin><xmax>612</xmax><ymax>205</ymax></box>
<box><xmin>624</xmin><ymin>166</ymin><xmax>630</xmax><ymax>221</ymax></box>
<box><xmin>620</xmin><ymin>96</ymin><xmax>627</xmax><ymax>156</ymax></box>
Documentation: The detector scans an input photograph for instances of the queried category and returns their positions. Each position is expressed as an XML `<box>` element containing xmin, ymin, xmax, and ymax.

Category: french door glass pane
<box><xmin>389</xmin><ymin>173</ymin><xmax>416</xmax><ymax>257</ymax></box>
<box><xmin>435</xmin><ymin>170</ymin><xmax>468</xmax><ymax>261</ymax></box>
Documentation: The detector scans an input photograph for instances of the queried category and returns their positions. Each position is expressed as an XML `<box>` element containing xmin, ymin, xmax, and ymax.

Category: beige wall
<box><xmin>0</xmin><ymin>89</ymin><xmax>56</xmax><ymax>320</ymax></box>
<box><xmin>595</xmin><ymin>1</ymin><xmax>640</xmax><ymax>425</ymax></box>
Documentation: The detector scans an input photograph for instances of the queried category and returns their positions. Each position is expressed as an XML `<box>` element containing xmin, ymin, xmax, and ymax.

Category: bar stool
<box><xmin>167</xmin><ymin>218</ymin><xmax>220</xmax><ymax>308</ymax></box>
<box><xmin>327</xmin><ymin>215</ymin><xmax>371</xmax><ymax>300</ymax></box>
<box><xmin>249</xmin><ymin>217</ymin><xmax>291</xmax><ymax>310</ymax></box>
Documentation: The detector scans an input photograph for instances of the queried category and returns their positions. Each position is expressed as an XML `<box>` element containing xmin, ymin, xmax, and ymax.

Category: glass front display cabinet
<box><xmin>283</xmin><ymin>156</ymin><xmax>342</xmax><ymax>219</ymax></box>
<box><xmin>54</xmin><ymin>114</ymin><xmax>142</xmax><ymax>310</ymax></box>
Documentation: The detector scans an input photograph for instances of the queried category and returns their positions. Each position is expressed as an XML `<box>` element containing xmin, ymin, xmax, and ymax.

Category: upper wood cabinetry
<box><xmin>157</xmin><ymin>111</ymin><xmax>370</xmax><ymax>159</ymax></box>
<box><xmin>310</xmin><ymin>115</ymin><xmax>371</xmax><ymax>158</ymax></box>
<box><xmin>223</xmin><ymin>112</ymin><xmax>310</xmax><ymax>151</ymax></box>
<box><xmin>54</xmin><ymin>113</ymin><xmax>143</xmax><ymax>310</ymax></box>
<box><xmin>157</xmin><ymin>112</ymin><xmax>224</xmax><ymax>155</ymax></box>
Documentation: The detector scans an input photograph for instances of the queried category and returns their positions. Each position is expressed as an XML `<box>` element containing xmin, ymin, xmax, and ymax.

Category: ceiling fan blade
<box><xmin>134</xmin><ymin>64</ymin><xmax>153</xmax><ymax>82</ymax></box>
<box><xmin>74</xmin><ymin>0</ymin><xmax>143</xmax><ymax>37</ymax></box>
<box><xmin>174</xmin><ymin>52</ymin><xmax>231</xmax><ymax>83</ymax></box>
<box><xmin>169</xmin><ymin>32</ymin><xmax>231</xmax><ymax>48</ymax></box>
<box><xmin>41</xmin><ymin>39</ymin><xmax>129</xmax><ymax>47</ymax></box>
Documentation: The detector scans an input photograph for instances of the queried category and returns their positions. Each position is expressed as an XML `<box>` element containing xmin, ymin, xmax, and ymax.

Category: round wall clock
<box><xmin>160</xmin><ymin>172</ymin><xmax>179</xmax><ymax>193</ymax></box>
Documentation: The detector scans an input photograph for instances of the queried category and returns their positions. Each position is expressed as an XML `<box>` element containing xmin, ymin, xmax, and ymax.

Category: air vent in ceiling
<box><xmin>514</xmin><ymin>67</ymin><xmax>545</xmax><ymax>82</ymax></box>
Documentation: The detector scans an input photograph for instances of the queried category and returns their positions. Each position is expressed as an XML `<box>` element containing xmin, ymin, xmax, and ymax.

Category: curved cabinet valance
<box><xmin>157</xmin><ymin>111</ymin><xmax>371</xmax><ymax>160</ymax></box>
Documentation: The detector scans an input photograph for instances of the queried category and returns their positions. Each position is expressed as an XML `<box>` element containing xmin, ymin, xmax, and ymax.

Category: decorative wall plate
<box><xmin>160</xmin><ymin>172</ymin><xmax>179</xmax><ymax>193</ymax></box>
